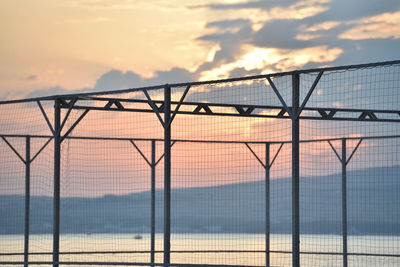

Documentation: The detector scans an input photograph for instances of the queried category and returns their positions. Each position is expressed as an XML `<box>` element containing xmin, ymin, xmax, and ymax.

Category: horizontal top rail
<box><xmin>0</xmin><ymin>60</ymin><xmax>399</xmax><ymax>105</ymax></box>
<box><xmin>0</xmin><ymin>133</ymin><xmax>399</xmax><ymax>144</ymax></box>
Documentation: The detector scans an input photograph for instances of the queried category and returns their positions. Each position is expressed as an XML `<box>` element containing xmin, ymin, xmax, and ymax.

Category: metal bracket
<box><xmin>318</xmin><ymin>109</ymin><xmax>337</xmax><ymax>119</ymax></box>
<box><xmin>359</xmin><ymin>112</ymin><xmax>377</xmax><ymax>120</ymax></box>
<box><xmin>104</xmin><ymin>100</ymin><xmax>125</xmax><ymax>110</ymax></box>
<box><xmin>277</xmin><ymin>108</ymin><xmax>291</xmax><ymax>118</ymax></box>
<box><xmin>235</xmin><ymin>106</ymin><xmax>255</xmax><ymax>115</ymax></box>
<box><xmin>193</xmin><ymin>104</ymin><xmax>213</xmax><ymax>114</ymax></box>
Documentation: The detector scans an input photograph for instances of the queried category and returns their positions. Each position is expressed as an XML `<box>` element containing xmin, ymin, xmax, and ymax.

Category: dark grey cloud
<box><xmin>253</xmin><ymin>20</ymin><xmax>309</xmax><ymax>49</ymax></box>
<box><xmin>330</xmin><ymin>38</ymin><xmax>400</xmax><ymax>66</ymax></box>
<box><xmin>93</xmin><ymin>70</ymin><xmax>142</xmax><ymax>91</ymax></box>
<box><xmin>311</xmin><ymin>0</ymin><xmax>400</xmax><ymax>22</ymax></box>
<box><xmin>94</xmin><ymin>67</ymin><xmax>198</xmax><ymax>91</ymax></box>
<box><xmin>196</xmin><ymin>21</ymin><xmax>253</xmax><ymax>73</ymax></box>
<box><xmin>228</xmin><ymin>67</ymin><xmax>261</xmax><ymax>78</ymax></box>
<box><xmin>253</xmin><ymin>19</ymin><xmax>356</xmax><ymax>51</ymax></box>
<box><xmin>25</xmin><ymin>86</ymin><xmax>91</xmax><ymax>98</ymax></box>
<box><xmin>25</xmin><ymin>67</ymin><xmax>198</xmax><ymax>98</ymax></box>
<box><xmin>206</xmin><ymin>19</ymin><xmax>250</xmax><ymax>30</ymax></box>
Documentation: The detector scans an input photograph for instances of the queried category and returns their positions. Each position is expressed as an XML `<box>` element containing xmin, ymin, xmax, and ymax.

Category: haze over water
<box><xmin>1</xmin><ymin>234</ymin><xmax>399</xmax><ymax>267</ymax></box>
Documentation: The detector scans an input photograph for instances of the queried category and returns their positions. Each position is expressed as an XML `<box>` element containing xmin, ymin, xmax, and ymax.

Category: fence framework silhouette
<box><xmin>0</xmin><ymin>60</ymin><xmax>400</xmax><ymax>267</ymax></box>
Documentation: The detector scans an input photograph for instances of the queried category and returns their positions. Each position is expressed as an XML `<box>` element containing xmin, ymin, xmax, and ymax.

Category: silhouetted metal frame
<box><xmin>1</xmin><ymin>60</ymin><xmax>400</xmax><ymax>267</ymax></box>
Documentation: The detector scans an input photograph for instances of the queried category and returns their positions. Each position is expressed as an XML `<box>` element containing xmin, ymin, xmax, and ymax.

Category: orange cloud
<box><xmin>340</xmin><ymin>11</ymin><xmax>400</xmax><ymax>40</ymax></box>
<box><xmin>306</xmin><ymin>21</ymin><xmax>341</xmax><ymax>32</ymax></box>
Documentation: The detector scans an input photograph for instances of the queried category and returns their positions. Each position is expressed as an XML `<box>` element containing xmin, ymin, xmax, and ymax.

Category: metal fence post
<box><xmin>164</xmin><ymin>86</ymin><xmax>171</xmax><ymax>267</ymax></box>
<box><xmin>24</xmin><ymin>136</ymin><xmax>30</xmax><ymax>267</ymax></box>
<box><xmin>53</xmin><ymin>98</ymin><xmax>61</xmax><ymax>267</ymax></box>
<box><xmin>292</xmin><ymin>73</ymin><xmax>300</xmax><ymax>267</ymax></box>
<box><xmin>151</xmin><ymin>140</ymin><xmax>156</xmax><ymax>267</ymax></box>
<box><xmin>265</xmin><ymin>142</ymin><xmax>270</xmax><ymax>267</ymax></box>
<box><xmin>342</xmin><ymin>139</ymin><xmax>348</xmax><ymax>267</ymax></box>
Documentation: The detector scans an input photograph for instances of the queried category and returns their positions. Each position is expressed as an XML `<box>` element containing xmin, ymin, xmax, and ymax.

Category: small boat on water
<box><xmin>134</xmin><ymin>234</ymin><xmax>143</xmax><ymax>240</ymax></box>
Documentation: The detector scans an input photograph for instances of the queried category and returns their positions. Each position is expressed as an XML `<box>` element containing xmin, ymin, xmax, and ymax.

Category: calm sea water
<box><xmin>1</xmin><ymin>234</ymin><xmax>399</xmax><ymax>267</ymax></box>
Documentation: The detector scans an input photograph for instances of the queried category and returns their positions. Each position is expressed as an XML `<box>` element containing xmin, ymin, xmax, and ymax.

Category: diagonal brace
<box><xmin>328</xmin><ymin>140</ymin><xmax>342</xmax><ymax>162</ymax></box>
<box><xmin>143</xmin><ymin>89</ymin><xmax>165</xmax><ymax>128</ymax></box>
<box><xmin>297</xmin><ymin>71</ymin><xmax>324</xmax><ymax>118</ymax></box>
<box><xmin>168</xmin><ymin>85</ymin><xmax>191</xmax><ymax>128</ymax></box>
<box><xmin>60</xmin><ymin>98</ymin><xmax>78</xmax><ymax>133</ymax></box>
<box><xmin>37</xmin><ymin>101</ymin><xmax>55</xmax><ymax>134</ymax></box>
<box><xmin>266</xmin><ymin>76</ymin><xmax>292</xmax><ymax>117</ymax></box>
<box><xmin>60</xmin><ymin>110</ymin><xmax>90</xmax><ymax>143</ymax></box>
<box><xmin>1</xmin><ymin>136</ymin><xmax>25</xmax><ymax>163</ymax></box>
<box><xmin>269</xmin><ymin>143</ymin><xmax>284</xmax><ymax>168</ymax></box>
<box><xmin>245</xmin><ymin>143</ymin><xmax>266</xmax><ymax>169</ymax></box>
<box><xmin>31</xmin><ymin>137</ymin><xmax>54</xmax><ymax>163</ymax></box>
<box><xmin>129</xmin><ymin>140</ymin><xmax>151</xmax><ymax>167</ymax></box>
<box><xmin>346</xmin><ymin>139</ymin><xmax>363</xmax><ymax>165</ymax></box>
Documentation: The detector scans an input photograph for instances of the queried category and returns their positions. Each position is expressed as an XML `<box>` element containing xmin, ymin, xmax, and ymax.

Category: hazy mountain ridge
<box><xmin>1</xmin><ymin>166</ymin><xmax>399</xmax><ymax>235</ymax></box>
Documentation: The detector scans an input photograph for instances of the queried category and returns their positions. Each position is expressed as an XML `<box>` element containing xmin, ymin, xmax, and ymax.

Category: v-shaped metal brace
<box><xmin>266</xmin><ymin>71</ymin><xmax>324</xmax><ymax>120</ymax></box>
<box><xmin>245</xmin><ymin>142</ymin><xmax>284</xmax><ymax>169</ymax></box>
<box><xmin>328</xmin><ymin>138</ymin><xmax>363</xmax><ymax>165</ymax></box>
<box><xmin>143</xmin><ymin>85</ymin><xmax>191</xmax><ymax>129</ymax></box>
<box><xmin>0</xmin><ymin>136</ymin><xmax>53</xmax><ymax>164</ymax></box>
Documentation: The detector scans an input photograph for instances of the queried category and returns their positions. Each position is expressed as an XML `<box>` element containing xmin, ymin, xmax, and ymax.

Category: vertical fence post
<box><xmin>164</xmin><ymin>86</ymin><xmax>171</xmax><ymax>267</ymax></box>
<box><xmin>53</xmin><ymin>98</ymin><xmax>61</xmax><ymax>267</ymax></box>
<box><xmin>342</xmin><ymin>139</ymin><xmax>348</xmax><ymax>267</ymax></box>
<box><xmin>24</xmin><ymin>136</ymin><xmax>30</xmax><ymax>267</ymax></box>
<box><xmin>265</xmin><ymin>142</ymin><xmax>270</xmax><ymax>267</ymax></box>
<box><xmin>292</xmin><ymin>73</ymin><xmax>300</xmax><ymax>267</ymax></box>
<box><xmin>151</xmin><ymin>140</ymin><xmax>156</xmax><ymax>267</ymax></box>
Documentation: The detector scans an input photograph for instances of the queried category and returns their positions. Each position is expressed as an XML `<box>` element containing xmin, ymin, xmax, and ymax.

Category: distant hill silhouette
<box><xmin>1</xmin><ymin>166</ymin><xmax>399</xmax><ymax>235</ymax></box>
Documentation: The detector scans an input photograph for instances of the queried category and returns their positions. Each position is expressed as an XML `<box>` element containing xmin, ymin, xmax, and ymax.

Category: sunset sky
<box><xmin>1</xmin><ymin>0</ymin><xmax>399</xmax><ymax>100</ymax></box>
<box><xmin>1</xmin><ymin>1</ymin><xmax>400</xmax><ymax>197</ymax></box>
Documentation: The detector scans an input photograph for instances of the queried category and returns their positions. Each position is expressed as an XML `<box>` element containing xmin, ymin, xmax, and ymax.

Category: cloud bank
<box><xmin>12</xmin><ymin>0</ymin><xmax>400</xmax><ymax>99</ymax></box>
